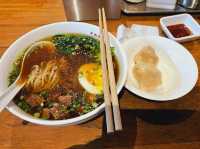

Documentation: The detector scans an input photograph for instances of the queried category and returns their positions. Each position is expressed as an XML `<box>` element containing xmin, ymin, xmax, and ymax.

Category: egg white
<box><xmin>78</xmin><ymin>75</ymin><xmax>102</xmax><ymax>95</ymax></box>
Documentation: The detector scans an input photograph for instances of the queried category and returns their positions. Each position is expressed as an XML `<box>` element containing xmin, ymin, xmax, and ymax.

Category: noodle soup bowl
<box><xmin>0</xmin><ymin>22</ymin><xmax>127</xmax><ymax>126</ymax></box>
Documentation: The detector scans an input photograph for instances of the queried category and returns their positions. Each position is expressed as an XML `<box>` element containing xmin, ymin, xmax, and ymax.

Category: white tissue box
<box><xmin>146</xmin><ymin>0</ymin><xmax>177</xmax><ymax>10</ymax></box>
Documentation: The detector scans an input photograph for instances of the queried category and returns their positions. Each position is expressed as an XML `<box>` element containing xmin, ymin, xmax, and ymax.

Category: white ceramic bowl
<box><xmin>160</xmin><ymin>14</ymin><xmax>200</xmax><ymax>43</ymax></box>
<box><xmin>0</xmin><ymin>22</ymin><xmax>127</xmax><ymax>126</ymax></box>
<box><xmin>126</xmin><ymin>0</ymin><xmax>144</xmax><ymax>3</ymax></box>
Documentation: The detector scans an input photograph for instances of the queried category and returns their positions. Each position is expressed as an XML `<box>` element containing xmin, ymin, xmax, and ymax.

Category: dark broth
<box><xmin>9</xmin><ymin>33</ymin><xmax>119</xmax><ymax>120</ymax></box>
<box><xmin>19</xmin><ymin>43</ymin><xmax>56</xmax><ymax>83</ymax></box>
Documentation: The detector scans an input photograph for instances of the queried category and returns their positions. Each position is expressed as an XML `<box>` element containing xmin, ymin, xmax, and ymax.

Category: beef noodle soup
<box><xmin>8</xmin><ymin>33</ymin><xmax>119</xmax><ymax>120</ymax></box>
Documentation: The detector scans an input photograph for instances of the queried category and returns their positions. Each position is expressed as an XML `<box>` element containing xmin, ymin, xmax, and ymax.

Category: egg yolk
<box><xmin>78</xmin><ymin>63</ymin><xmax>103</xmax><ymax>94</ymax></box>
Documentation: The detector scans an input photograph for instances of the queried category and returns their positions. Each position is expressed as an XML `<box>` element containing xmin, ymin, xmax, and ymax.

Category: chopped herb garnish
<box><xmin>17</xmin><ymin>99</ymin><xmax>30</xmax><ymax>112</ymax></box>
<box><xmin>52</xmin><ymin>34</ymin><xmax>101</xmax><ymax>61</ymax></box>
<box><xmin>40</xmin><ymin>91</ymin><xmax>49</xmax><ymax>99</ymax></box>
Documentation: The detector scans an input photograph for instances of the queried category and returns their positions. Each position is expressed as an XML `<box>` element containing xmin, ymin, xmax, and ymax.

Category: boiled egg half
<box><xmin>78</xmin><ymin>63</ymin><xmax>103</xmax><ymax>95</ymax></box>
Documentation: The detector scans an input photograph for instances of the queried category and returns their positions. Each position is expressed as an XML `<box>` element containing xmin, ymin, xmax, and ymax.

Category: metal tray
<box><xmin>63</xmin><ymin>0</ymin><xmax>121</xmax><ymax>21</ymax></box>
<box><xmin>121</xmin><ymin>1</ymin><xmax>200</xmax><ymax>15</ymax></box>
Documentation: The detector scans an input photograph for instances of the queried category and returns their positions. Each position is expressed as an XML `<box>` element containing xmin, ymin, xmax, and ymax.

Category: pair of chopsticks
<box><xmin>98</xmin><ymin>8</ymin><xmax>122</xmax><ymax>133</ymax></box>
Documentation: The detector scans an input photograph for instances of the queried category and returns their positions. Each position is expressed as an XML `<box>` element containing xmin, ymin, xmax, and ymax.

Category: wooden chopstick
<box><xmin>99</xmin><ymin>8</ymin><xmax>114</xmax><ymax>133</ymax></box>
<box><xmin>99</xmin><ymin>8</ymin><xmax>123</xmax><ymax>133</ymax></box>
<box><xmin>102</xmin><ymin>8</ymin><xmax>122</xmax><ymax>131</ymax></box>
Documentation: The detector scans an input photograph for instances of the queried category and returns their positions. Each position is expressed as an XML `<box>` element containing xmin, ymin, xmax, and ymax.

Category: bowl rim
<box><xmin>1</xmin><ymin>22</ymin><xmax>128</xmax><ymax>126</ymax></box>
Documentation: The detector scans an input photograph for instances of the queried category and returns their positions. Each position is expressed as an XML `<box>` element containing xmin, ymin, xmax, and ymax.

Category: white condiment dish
<box><xmin>160</xmin><ymin>14</ymin><xmax>200</xmax><ymax>42</ymax></box>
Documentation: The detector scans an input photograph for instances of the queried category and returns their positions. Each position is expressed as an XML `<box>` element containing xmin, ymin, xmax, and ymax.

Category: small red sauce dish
<box><xmin>160</xmin><ymin>14</ymin><xmax>200</xmax><ymax>42</ymax></box>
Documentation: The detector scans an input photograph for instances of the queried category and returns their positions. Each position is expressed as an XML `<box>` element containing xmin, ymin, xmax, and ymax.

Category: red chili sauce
<box><xmin>167</xmin><ymin>24</ymin><xmax>192</xmax><ymax>38</ymax></box>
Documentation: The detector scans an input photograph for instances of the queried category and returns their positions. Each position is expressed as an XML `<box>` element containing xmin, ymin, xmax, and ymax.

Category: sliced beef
<box><xmin>49</xmin><ymin>103</ymin><xmax>69</xmax><ymax>120</ymax></box>
<box><xmin>25</xmin><ymin>94</ymin><xmax>44</xmax><ymax>107</ymax></box>
<box><xmin>48</xmin><ymin>85</ymin><xmax>65</xmax><ymax>101</ymax></box>
<box><xmin>49</xmin><ymin>105</ymin><xmax>60</xmax><ymax>119</ymax></box>
<box><xmin>58</xmin><ymin>95</ymin><xmax>73</xmax><ymax>106</ymax></box>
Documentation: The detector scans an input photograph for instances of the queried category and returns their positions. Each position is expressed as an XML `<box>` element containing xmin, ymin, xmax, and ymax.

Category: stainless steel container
<box><xmin>178</xmin><ymin>0</ymin><xmax>200</xmax><ymax>9</ymax></box>
<box><xmin>63</xmin><ymin>0</ymin><xmax>121</xmax><ymax>21</ymax></box>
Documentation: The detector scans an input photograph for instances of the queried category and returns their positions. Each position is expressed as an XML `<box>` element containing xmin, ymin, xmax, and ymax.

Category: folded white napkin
<box><xmin>117</xmin><ymin>24</ymin><xmax>160</xmax><ymax>43</ymax></box>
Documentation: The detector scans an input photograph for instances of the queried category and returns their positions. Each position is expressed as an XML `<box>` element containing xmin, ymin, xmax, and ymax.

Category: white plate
<box><xmin>123</xmin><ymin>36</ymin><xmax>198</xmax><ymax>101</ymax></box>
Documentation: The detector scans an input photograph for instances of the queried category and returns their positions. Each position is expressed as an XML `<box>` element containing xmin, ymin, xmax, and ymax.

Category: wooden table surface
<box><xmin>0</xmin><ymin>0</ymin><xmax>200</xmax><ymax>149</ymax></box>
